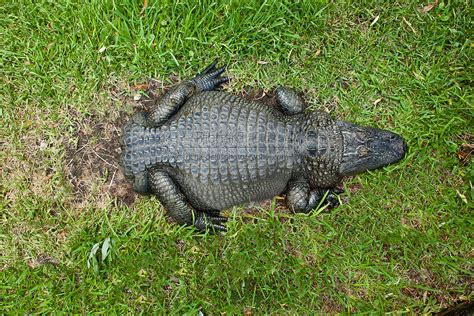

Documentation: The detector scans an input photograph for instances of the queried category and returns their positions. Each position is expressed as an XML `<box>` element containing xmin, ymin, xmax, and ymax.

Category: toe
<box><xmin>214</xmin><ymin>77</ymin><xmax>230</xmax><ymax>87</ymax></box>
<box><xmin>211</xmin><ymin>224</ymin><xmax>227</xmax><ymax>232</ymax></box>
<box><xmin>200</xmin><ymin>59</ymin><xmax>218</xmax><ymax>74</ymax></box>
<box><xmin>209</xmin><ymin>65</ymin><xmax>226</xmax><ymax>78</ymax></box>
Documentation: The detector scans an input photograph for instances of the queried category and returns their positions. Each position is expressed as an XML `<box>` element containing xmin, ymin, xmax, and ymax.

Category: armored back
<box><xmin>300</xmin><ymin>112</ymin><xmax>343</xmax><ymax>188</ymax></box>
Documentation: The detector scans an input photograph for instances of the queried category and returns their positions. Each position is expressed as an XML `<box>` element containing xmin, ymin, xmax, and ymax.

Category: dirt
<box><xmin>63</xmin><ymin>80</ymin><xmax>148</xmax><ymax>208</ymax></box>
<box><xmin>64</xmin><ymin>111</ymin><xmax>135</xmax><ymax>207</ymax></box>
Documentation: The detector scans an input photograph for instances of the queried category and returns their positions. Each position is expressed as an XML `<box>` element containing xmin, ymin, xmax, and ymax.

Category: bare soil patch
<box><xmin>63</xmin><ymin>81</ymin><xmax>149</xmax><ymax>208</ymax></box>
<box><xmin>64</xmin><ymin>110</ymin><xmax>137</xmax><ymax>207</ymax></box>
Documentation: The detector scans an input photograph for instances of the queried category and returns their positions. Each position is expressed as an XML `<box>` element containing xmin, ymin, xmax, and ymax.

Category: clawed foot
<box><xmin>295</xmin><ymin>188</ymin><xmax>344</xmax><ymax>213</ymax></box>
<box><xmin>191</xmin><ymin>59</ymin><xmax>229</xmax><ymax>91</ymax></box>
<box><xmin>194</xmin><ymin>212</ymin><xmax>227</xmax><ymax>233</ymax></box>
<box><xmin>306</xmin><ymin>188</ymin><xmax>344</xmax><ymax>212</ymax></box>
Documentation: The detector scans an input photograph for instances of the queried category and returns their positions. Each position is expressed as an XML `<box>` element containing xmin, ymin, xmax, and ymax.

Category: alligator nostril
<box><xmin>397</xmin><ymin>139</ymin><xmax>408</xmax><ymax>155</ymax></box>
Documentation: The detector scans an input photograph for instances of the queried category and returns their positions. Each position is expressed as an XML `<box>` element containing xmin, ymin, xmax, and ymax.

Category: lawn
<box><xmin>1</xmin><ymin>0</ymin><xmax>472</xmax><ymax>313</ymax></box>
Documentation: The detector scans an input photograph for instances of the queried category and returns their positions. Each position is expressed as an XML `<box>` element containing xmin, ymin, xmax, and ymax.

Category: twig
<box><xmin>402</xmin><ymin>17</ymin><xmax>417</xmax><ymax>34</ymax></box>
<box><xmin>92</xmin><ymin>151</ymin><xmax>117</xmax><ymax>169</ymax></box>
<box><xmin>108</xmin><ymin>170</ymin><xmax>116</xmax><ymax>190</ymax></box>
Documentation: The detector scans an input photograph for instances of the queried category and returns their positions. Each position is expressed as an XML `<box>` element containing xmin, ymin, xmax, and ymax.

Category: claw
<box><xmin>325</xmin><ymin>193</ymin><xmax>340</xmax><ymax>209</ymax></box>
<box><xmin>208</xmin><ymin>65</ymin><xmax>226</xmax><ymax>78</ymax></box>
<box><xmin>191</xmin><ymin>61</ymin><xmax>229</xmax><ymax>92</ymax></box>
<box><xmin>200</xmin><ymin>59</ymin><xmax>218</xmax><ymax>75</ymax></box>
<box><xmin>211</xmin><ymin>224</ymin><xmax>227</xmax><ymax>233</ymax></box>
<box><xmin>210</xmin><ymin>216</ymin><xmax>228</xmax><ymax>223</ymax></box>
<box><xmin>303</xmin><ymin>188</ymin><xmax>342</xmax><ymax>213</ymax></box>
<box><xmin>333</xmin><ymin>187</ymin><xmax>344</xmax><ymax>195</ymax></box>
<box><xmin>194</xmin><ymin>212</ymin><xmax>227</xmax><ymax>233</ymax></box>
<box><xmin>213</xmin><ymin>77</ymin><xmax>230</xmax><ymax>87</ymax></box>
<box><xmin>325</xmin><ymin>188</ymin><xmax>342</xmax><ymax>209</ymax></box>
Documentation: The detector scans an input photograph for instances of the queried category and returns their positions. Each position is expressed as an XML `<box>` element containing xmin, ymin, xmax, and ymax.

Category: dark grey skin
<box><xmin>120</xmin><ymin>61</ymin><xmax>407</xmax><ymax>232</ymax></box>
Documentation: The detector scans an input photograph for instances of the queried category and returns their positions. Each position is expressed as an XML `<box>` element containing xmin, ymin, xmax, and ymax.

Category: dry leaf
<box><xmin>370</xmin><ymin>15</ymin><xmax>380</xmax><ymax>27</ymax></box>
<box><xmin>140</xmin><ymin>0</ymin><xmax>148</xmax><ymax>15</ymax></box>
<box><xmin>456</xmin><ymin>143</ymin><xmax>473</xmax><ymax>166</ymax></box>
<box><xmin>138</xmin><ymin>269</ymin><xmax>147</xmax><ymax>278</ymax></box>
<box><xmin>413</xmin><ymin>71</ymin><xmax>424</xmax><ymax>81</ymax></box>
<box><xmin>131</xmin><ymin>83</ymin><xmax>150</xmax><ymax>91</ymax></box>
<box><xmin>315</xmin><ymin>49</ymin><xmax>321</xmax><ymax>56</ymax></box>
<box><xmin>418</xmin><ymin>0</ymin><xmax>439</xmax><ymax>13</ymax></box>
<box><xmin>455</xmin><ymin>190</ymin><xmax>468</xmax><ymax>204</ymax></box>
<box><xmin>402</xmin><ymin>17</ymin><xmax>417</xmax><ymax>34</ymax></box>
<box><xmin>44</xmin><ymin>42</ymin><xmax>53</xmax><ymax>51</ymax></box>
<box><xmin>58</xmin><ymin>229</ymin><xmax>67</xmax><ymax>240</ymax></box>
<box><xmin>39</xmin><ymin>140</ymin><xmax>48</xmax><ymax>150</ymax></box>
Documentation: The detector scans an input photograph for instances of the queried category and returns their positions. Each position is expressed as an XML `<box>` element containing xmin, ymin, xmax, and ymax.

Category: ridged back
<box><xmin>121</xmin><ymin>123</ymin><xmax>160</xmax><ymax>176</ymax></box>
<box><xmin>165</xmin><ymin>91</ymin><xmax>302</xmax><ymax>184</ymax></box>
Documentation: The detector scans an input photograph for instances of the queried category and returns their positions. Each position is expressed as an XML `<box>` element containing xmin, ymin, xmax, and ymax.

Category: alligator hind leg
<box><xmin>275</xmin><ymin>87</ymin><xmax>306</xmax><ymax>115</ymax></box>
<box><xmin>146</xmin><ymin>60</ymin><xmax>229</xmax><ymax>128</ymax></box>
<box><xmin>286</xmin><ymin>178</ymin><xmax>342</xmax><ymax>213</ymax></box>
<box><xmin>149</xmin><ymin>169</ymin><xmax>227</xmax><ymax>232</ymax></box>
<box><xmin>131</xmin><ymin>111</ymin><xmax>148</xmax><ymax>125</ymax></box>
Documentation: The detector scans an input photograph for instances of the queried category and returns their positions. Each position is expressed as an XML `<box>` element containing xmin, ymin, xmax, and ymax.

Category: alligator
<box><xmin>120</xmin><ymin>60</ymin><xmax>407</xmax><ymax>232</ymax></box>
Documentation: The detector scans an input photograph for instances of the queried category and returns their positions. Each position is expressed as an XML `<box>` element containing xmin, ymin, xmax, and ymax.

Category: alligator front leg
<box><xmin>275</xmin><ymin>87</ymin><xmax>306</xmax><ymax>115</ymax></box>
<box><xmin>149</xmin><ymin>169</ymin><xmax>227</xmax><ymax>232</ymax></box>
<box><xmin>286</xmin><ymin>177</ymin><xmax>342</xmax><ymax>213</ymax></box>
<box><xmin>146</xmin><ymin>60</ymin><xmax>229</xmax><ymax>127</ymax></box>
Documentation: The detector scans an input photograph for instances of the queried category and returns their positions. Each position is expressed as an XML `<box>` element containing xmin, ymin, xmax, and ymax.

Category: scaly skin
<box><xmin>120</xmin><ymin>61</ymin><xmax>407</xmax><ymax>232</ymax></box>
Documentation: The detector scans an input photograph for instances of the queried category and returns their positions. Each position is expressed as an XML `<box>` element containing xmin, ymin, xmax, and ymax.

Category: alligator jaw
<box><xmin>337</xmin><ymin>121</ymin><xmax>407</xmax><ymax>176</ymax></box>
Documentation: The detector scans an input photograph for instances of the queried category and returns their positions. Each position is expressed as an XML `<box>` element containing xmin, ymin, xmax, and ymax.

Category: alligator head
<box><xmin>337</xmin><ymin>121</ymin><xmax>407</xmax><ymax>176</ymax></box>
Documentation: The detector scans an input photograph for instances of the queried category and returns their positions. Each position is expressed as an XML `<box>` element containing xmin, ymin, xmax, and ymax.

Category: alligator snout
<box><xmin>395</xmin><ymin>135</ymin><xmax>408</xmax><ymax>157</ymax></box>
<box><xmin>374</xmin><ymin>128</ymin><xmax>407</xmax><ymax>160</ymax></box>
<box><xmin>337</xmin><ymin>121</ymin><xmax>407</xmax><ymax>176</ymax></box>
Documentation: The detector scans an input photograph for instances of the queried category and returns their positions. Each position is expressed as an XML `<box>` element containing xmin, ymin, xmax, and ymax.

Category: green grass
<box><xmin>1</xmin><ymin>0</ymin><xmax>472</xmax><ymax>313</ymax></box>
